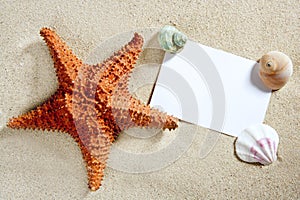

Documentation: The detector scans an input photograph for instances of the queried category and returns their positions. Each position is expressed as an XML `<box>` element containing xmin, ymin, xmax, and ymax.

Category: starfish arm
<box><xmin>105</xmin><ymin>32</ymin><xmax>143</xmax><ymax>74</ymax></box>
<box><xmin>95</xmin><ymin>33</ymin><xmax>144</xmax><ymax>91</ymax></box>
<box><xmin>111</xmin><ymin>94</ymin><xmax>178</xmax><ymax>131</ymax></box>
<box><xmin>128</xmin><ymin>96</ymin><xmax>178</xmax><ymax>130</ymax></box>
<box><xmin>74</xmin><ymin>117</ymin><xmax>115</xmax><ymax>191</ymax></box>
<box><xmin>40</xmin><ymin>28</ymin><xmax>82</xmax><ymax>89</ymax></box>
<box><xmin>78</xmin><ymin>136</ymin><xmax>112</xmax><ymax>191</ymax></box>
<box><xmin>7</xmin><ymin>90</ymin><xmax>75</xmax><ymax>133</ymax></box>
<box><xmin>110</xmin><ymin>74</ymin><xmax>178</xmax><ymax>131</ymax></box>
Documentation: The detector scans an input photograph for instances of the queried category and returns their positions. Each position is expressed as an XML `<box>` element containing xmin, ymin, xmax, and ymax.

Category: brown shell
<box><xmin>7</xmin><ymin>28</ymin><xmax>178</xmax><ymax>191</ymax></box>
<box><xmin>258</xmin><ymin>51</ymin><xmax>293</xmax><ymax>90</ymax></box>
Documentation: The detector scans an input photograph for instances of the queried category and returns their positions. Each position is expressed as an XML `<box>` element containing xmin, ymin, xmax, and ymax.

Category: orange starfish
<box><xmin>7</xmin><ymin>28</ymin><xmax>178</xmax><ymax>191</ymax></box>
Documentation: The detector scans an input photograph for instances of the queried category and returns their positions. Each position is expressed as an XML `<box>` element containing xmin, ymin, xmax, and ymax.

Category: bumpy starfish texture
<box><xmin>7</xmin><ymin>28</ymin><xmax>178</xmax><ymax>191</ymax></box>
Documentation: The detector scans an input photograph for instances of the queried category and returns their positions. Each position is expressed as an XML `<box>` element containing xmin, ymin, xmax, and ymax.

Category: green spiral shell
<box><xmin>158</xmin><ymin>25</ymin><xmax>187</xmax><ymax>53</ymax></box>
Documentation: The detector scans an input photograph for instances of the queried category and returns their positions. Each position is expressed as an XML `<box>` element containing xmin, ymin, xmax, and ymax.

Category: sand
<box><xmin>0</xmin><ymin>0</ymin><xmax>299</xmax><ymax>199</ymax></box>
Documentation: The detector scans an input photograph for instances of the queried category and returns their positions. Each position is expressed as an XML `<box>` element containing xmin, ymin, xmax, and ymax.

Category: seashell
<box><xmin>258</xmin><ymin>51</ymin><xmax>293</xmax><ymax>90</ymax></box>
<box><xmin>158</xmin><ymin>25</ymin><xmax>188</xmax><ymax>53</ymax></box>
<box><xmin>235</xmin><ymin>124</ymin><xmax>279</xmax><ymax>165</ymax></box>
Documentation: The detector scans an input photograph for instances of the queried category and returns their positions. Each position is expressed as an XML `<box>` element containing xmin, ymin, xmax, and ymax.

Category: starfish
<box><xmin>7</xmin><ymin>28</ymin><xmax>178</xmax><ymax>191</ymax></box>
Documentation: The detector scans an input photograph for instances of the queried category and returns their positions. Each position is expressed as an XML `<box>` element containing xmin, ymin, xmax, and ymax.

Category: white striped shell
<box><xmin>235</xmin><ymin>124</ymin><xmax>279</xmax><ymax>165</ymax></box>
<box><xmin>258</xmin><ymin>51</ymin><xmax>293</xmax><ymax>90</ymax></box>
<box><xmin>158</xmin><ymin>25</ymin><xmax>187</xmax><ymax>53</ymax></box>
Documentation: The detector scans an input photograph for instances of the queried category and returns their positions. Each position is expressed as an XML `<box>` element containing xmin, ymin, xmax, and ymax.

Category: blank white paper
<box><xmin>150</xmin><ymin>40</ymin><xmax>271</xmax><ymax>137</ymax></box>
